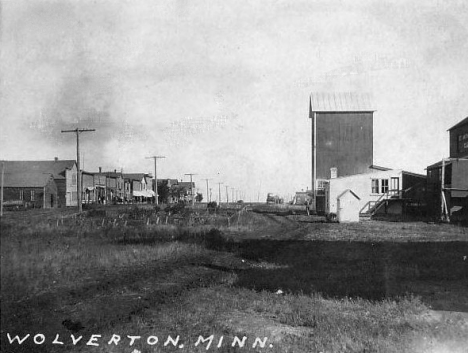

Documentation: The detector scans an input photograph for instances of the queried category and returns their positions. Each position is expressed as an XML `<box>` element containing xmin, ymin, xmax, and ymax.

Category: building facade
<box><xmin>309</xmin><ymin>92</ymin><xmax>374</xmax><ymax>212</ymax></box>
<box><xmin>2</xmin><ymin>172</ymin><xmax>58</xmax><ymax>209</ymax></box>
<box><xmin>449</xmin><ymin>117</ymin><xmax>468</xmax><ymax>159</ymax></box>
<box><xmin>1</xmin><ymin>159</ymin><xmax>77</xmax><ymax>207</ymax></box>
<box><xmin>426</xmin><ymin>117</ymin><xmax>468</xmax><ymax>221</ymax></box>
<box><xmin>325</xmin><ymin>169</ymin><xmax>426</xmax><ymax>217</ymax></box>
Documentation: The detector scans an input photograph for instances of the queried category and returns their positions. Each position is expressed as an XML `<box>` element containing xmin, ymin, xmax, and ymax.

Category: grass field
<box><xmin>1</xmin><ymin>205</ymin><xmax>467</xmax><ymax>353</ymax></box>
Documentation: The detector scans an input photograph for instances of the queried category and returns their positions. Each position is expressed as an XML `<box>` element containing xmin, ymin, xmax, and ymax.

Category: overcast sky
<box><xmin>1</xmin><ymin>0</ymin><xmax>467</xmax><ymax>201</ymax></box>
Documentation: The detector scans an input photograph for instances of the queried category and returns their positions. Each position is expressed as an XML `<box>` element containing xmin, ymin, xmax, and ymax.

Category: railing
<box><xmin>359</xmin><ymin>190</ymin><xmax>397</xmax><ymax>215</ymax></box>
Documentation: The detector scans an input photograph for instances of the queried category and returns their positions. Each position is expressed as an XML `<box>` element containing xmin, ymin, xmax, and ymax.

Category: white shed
<box><xmin>337</xmin><ymin>189</ymin><xmax>361</xmax><ymax>223</ymax></box>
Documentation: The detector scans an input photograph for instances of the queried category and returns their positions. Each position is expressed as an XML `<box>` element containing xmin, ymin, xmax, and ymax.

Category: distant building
<box><xmin>1</xmin><ymin>158</ymin><xmax>77</xmax><ymax>207</ymax></box>
<box><xmin>122</xmin><ymin>173</ymin><xmax>154</xmax><ymax>201</ymax></box>
<box><xmin>309</xmin><ymin>92</ymin><xmax>374</xmax><ymax>212</ymax></box>
<box><xmin>156</xmin><ymin>179</ymin><xmax>180</xmax><ymax>203</ymax></box>
<box><xmin>2</xmin><ymin>172</ymin><xmax>58</xmax><ymax>208</ymax></box>
<box><xmin>426</xmin><ymin>117</ymin><xmax>468</xmax><ymax>221</ymax></box>
<box><xmin>292</xmin><ymin>191</ymin><xmax>313</xmax><ymax>205</ymax></box>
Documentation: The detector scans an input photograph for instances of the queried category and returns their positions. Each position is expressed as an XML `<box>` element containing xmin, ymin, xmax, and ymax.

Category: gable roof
<box><xmin>3</xmin><ymin>172</ymin><xmax>55</xmax><ymax>188</ymax></box>
<box><xmin>0</xmin><ymin>160</ymin><xmax>76</xmax><ymax>180</ymax></box>
<box><xmin>310</xmin><ymin>92</ymin><xmax>374</xmax><ymax>113</ymax></box>
<box><xmin>337</xmin><ymin>189</ymin><xmax>361</xmax><ymax>200</ymax></box>
<box><xmin>448</xmin><ymin>117</ymin><xmax>468</xmax><ymax>131</ymax></box>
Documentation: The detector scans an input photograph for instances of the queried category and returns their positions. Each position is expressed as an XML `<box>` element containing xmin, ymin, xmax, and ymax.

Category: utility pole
<box><xmin>184</xmin><ymin>173</ymin><xmax>197</xmax><ymax>206</ymax></box>
<box><xmin>61</xmin><ymin>128</ymin><xmax>95</xmax><ymax>213</ymax></box>
<box><xmin>441</xmin><ymin>158</ymin><xmax>450</xmax><ymax>222</ymax></box>
<box><xmin>146</xmin><ymin>156</ymin><xmax>165</xmax><ymax>205</ymax></box>
<box><xmin>231</xmin><ymin>187</ymin><xmax>234</xmax><ymax>203</ymax></box>
<box><xmin>0</xmin><ymin>162</ymin><xmax>4</xmax><ymax>217</ymax></box>
<box><xmin>217</xmin><ymin>182</ymin><xmax>223</xmax><ymax>205</ymax></box>
<box><xmin>202</xmin><ymin>178</ymin><xmax>212</xmax><ymax>203</ymax></box>
<box><xmin>225</xmin><ymin>185</ymin><xmax>229</xmax><ymax>204</ymax></box>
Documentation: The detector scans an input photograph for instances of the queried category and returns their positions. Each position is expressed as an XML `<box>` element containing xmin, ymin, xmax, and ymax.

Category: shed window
<box><xmin>381</xmin><ymin>179</ymin><xmax>389</xmax><ymax>193</ymax></box>
<box><xmin>30</xmin><ymin>190</ymin><xmax>35</xmax><ymax>201</ymax></box>
<box><xmin>19</xmin><ymin>190</ymin><xmax>24</xmax><ymax>200</ymax></box>
<box><xmin>371</xmin><ymin>179</ymin><xmax>379</xmax><ymax>193</ymax></box>
<box><xmin>72</xmin><ymin>173</ymin><xmax>77</xmax><ymax>185</ymax></box>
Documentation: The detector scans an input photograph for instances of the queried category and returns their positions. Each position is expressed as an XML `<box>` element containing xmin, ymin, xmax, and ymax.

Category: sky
<box><xmin>1</xmin><ymin>0</ymin><xmax>467</xmax><ymax>202</ymax></box>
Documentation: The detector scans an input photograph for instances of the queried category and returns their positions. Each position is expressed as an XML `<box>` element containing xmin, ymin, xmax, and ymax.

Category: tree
<box><xmin>157</xmin><ymin>180</ymin><xmax>170</xmax><ymax>204</ymax></box>
<box><xmin>195</xmin><ymin>192</ymin><xmax>203</xmax><ymax>203</ymax></box>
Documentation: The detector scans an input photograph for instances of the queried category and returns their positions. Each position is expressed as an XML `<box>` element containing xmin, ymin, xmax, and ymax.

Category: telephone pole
<box><xmin>231</xmin><ymin>187</ymin><xmax>235</xmax><ymax>203</ymax></box>
<box><xmin>61</xmin><ymin>128</ymin><xmax>95</xmax><ymax>213</ymax></box>
<box><xmin>225</xmin><ymin>185</ymin><xmax>229</xmax><ymax>204</ymax></box>
<box><xmin>0</xmin><ymin>162</ymin><xmax>4</xmax><ymax>217</ymax></box>
<box><xmin>184</xmin><ymin>173</ymin><xmax>197</xmax><ymax>206</ymax></box>
<box><xmin>146</xmin><ymin>156</ymin><xmax>165</xmax><ymax>205</ymax></box>
<box><xmin>202</xmin><ymin>178</ymin><xmax>212</xmax><ymax>203</ymax></box>
<box><xmin>217</xmin><ymin>182</ymin><xmax>223</xmax><ymax>205</ymax></box>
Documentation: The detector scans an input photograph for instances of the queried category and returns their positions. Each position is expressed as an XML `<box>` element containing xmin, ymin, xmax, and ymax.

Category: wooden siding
<box><xmin>315</xmin><ymin>112</ymin><xmax>373</xmax><ymax>179</ymax></box>
<box><xmin>55</xmin><ymin>179</ymin><xmax>67</xmax><ymax>208</ymax></box>
<box><xmin>3</xmin><ymin>179</ymin><xmax>58</xmax><ymax>208</ymax></box>
<box><xmin>65</xmin><ymin>165</ymin><xmax>78</xmax><ymax>207</ymax></box>
<box><xmin>449</xmin><ymin>121</ymin><xmax>468</xmax><ymax>158</ymax></box>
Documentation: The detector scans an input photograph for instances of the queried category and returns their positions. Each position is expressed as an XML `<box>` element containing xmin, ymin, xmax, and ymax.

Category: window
<box><xmin>30</xmin><ymin>190</ymin><xmax>35</xmax><ymax>201</ymax></box>
<box><xmin>72</xmin><ymin>173</ymin><xmax>77</xmax><ymax>185</ymax></box>
<box><xmin>381</xmin><ymin>179</ymin><xmax>389</xmax><ymax>193</ymax></box>
<box><xmin>371</xmin><ymin>179</ymin><xmax>379</xmax><ymax>193</ymax></box>
<box><xmin>317</xmin><ymin>179</ymin><xmax>328</xmax><ymax>190</ymax></box>
<box><xmin>19</xmin><ymin>190</ymin><xmax>24</xmax><ymax>200</ymax></box>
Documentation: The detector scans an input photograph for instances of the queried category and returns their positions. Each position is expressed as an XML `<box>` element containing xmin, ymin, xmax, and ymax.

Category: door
<box><xmin>390</xmin><ymin>177</ymin><xmax>400</xmax><ymax>196</ymax></box>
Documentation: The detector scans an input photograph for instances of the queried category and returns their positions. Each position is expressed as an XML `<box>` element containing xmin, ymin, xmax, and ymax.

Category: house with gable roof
<box><xmin>2</xmin><ymin>172</ymin><xmax>58</xmax><ymax>208</ymax></box>
<box><xmin>1</xmin><ymin>158</ymin><xmax>77</xmax><ymax>207</ymax></box>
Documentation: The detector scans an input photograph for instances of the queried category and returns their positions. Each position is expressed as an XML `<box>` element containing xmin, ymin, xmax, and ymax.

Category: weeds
<box><xmin>1</xmin><ymin>208</ymin><xmax>467</xmax><ymax>353</ymax></box>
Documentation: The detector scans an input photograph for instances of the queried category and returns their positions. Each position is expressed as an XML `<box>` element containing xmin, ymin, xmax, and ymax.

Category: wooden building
<box><xmin>427</xmin><ymin>117</ymin><xmax>468</xmax><ymax>221</ymax></box>
<box><xmin>309</xmin><ymin>92</ymin><xmax>374</xmax><ymax>212</ymax></box>
<box><xmin>82</xmin><ymin>171</ymin><xmax>97</xmax><ymax>204</ymax></box>
<box><xmin>123</xmin><ymin>173</ymin><xmax>154</xmax><ymax>202</ymax></box>
<box><xmin>449</xmin><ymin>117</ymin><xmax>468</xmax><ymax>159</ymax></box>
<box><xmin>2</xmin><ymin>172</ymin><xmax>58</xmax><ymax>209</ymax></box>
<box><xmin>1</xmin><ymin>159</ymin><xmax>77</xmax><ymax>207</ymax></box>
<box><xmin>325</xmin><ymin>168</ymin><xmax>426</xmax><ymax>218</ymax></box>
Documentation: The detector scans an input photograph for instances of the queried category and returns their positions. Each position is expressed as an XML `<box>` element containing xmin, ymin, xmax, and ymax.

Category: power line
<box><xmin>61</xmin><ymin>128</ymin><xmax>95</xmax><ymax>213</ymax></box>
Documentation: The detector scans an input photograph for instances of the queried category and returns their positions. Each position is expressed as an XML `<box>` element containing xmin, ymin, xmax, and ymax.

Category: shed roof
<box><xmin>448</xmin><ymin>117</ymin><xmax>468</xmax><ymax>131</ymax></box>
<box><xmin>0</xmin><ymin>160</ymin><xmax>76</xmax><ymax>179</ymax></box>
<box><xmin>426</xmin><ymin>157</ymin><xmax>468</xmax><ymax>170</ymax></box>
<box><xmin>3</xmin><ymin>172</ymin><xmax>55</xmax><ymax>188</ymax></box>
<box><xmin>369</xmin><ymin>165</ymin><xmax>392</xmax><ymax>171</ymax></box>
<box><xmin>310</xmin><ymin>92</ymin><xmax>374</xmax><ymax>113</ymax></box>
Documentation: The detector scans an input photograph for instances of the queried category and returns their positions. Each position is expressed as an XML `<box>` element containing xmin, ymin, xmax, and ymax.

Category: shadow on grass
<box><xmin>204</xmin><ymin>236</ymin><xmax>468</xmax><ymax>312</ymax></box>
